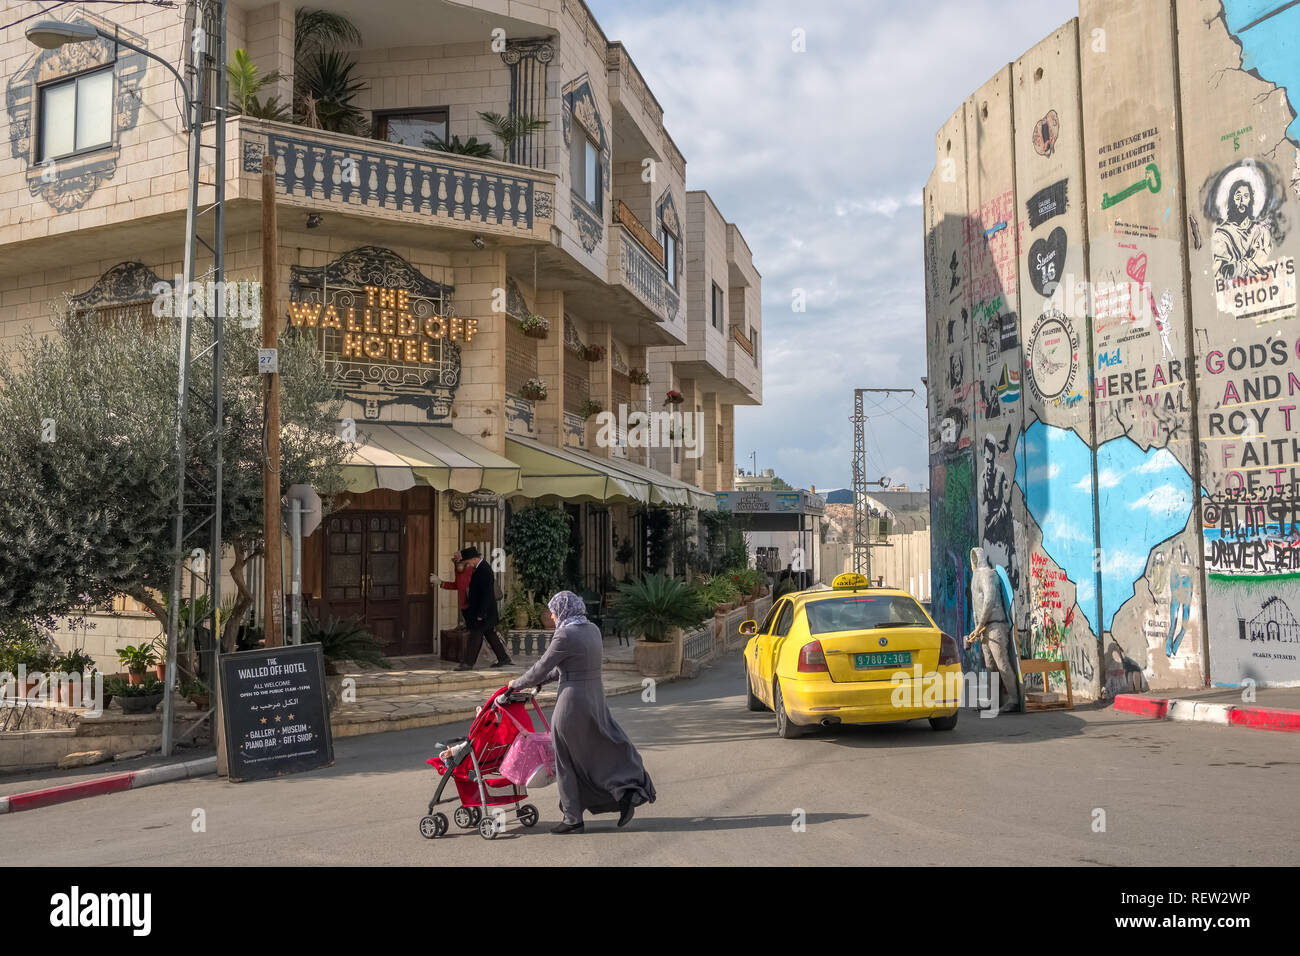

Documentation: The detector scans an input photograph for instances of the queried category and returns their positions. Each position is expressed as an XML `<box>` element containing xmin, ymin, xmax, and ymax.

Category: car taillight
<box><xmin>798</xmin><ymin>640</ymin><xmax>828</xmax><ymax>672</ymax></box>
<box><xmin>938</xmin><ymin>633</ymin><xmax>960</xmax><ymax>666</ymax></box>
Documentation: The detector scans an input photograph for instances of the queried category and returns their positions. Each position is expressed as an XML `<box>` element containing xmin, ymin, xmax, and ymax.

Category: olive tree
<box><xmin>0</xmin><ymin>310</ymin><xmax>352</xmax><ymax>653</ymax></box>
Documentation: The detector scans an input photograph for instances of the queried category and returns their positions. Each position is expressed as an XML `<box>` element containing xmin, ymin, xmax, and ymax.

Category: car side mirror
<box><xmin>739</xmin><ymin>620</ymin><xmax>757</xmax><ymax>636</ymax></box>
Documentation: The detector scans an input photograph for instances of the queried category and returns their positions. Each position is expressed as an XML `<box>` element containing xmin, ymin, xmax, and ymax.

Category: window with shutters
<box><xmin>505</xmin><ymin>320</ymin><xmax>539</xmax><ymax>394</ymax></box>
<box><xmin>564</xmin><ymin>364</ymin><xmax>590</xmax><ymax>414</ymax></box>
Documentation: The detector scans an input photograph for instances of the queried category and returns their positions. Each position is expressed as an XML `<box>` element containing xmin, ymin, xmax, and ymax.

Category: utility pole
<box><xmin>261</xmin><ymin>153</ymin><xmax>284</xmax><ymax>647</ymax></box>
<box><xmin>851</xmin><ymin>387</ymin><xmax>913</xmax><ymax>583</ymax></box>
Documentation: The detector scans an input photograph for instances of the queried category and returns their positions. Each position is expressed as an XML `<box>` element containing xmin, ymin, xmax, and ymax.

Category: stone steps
<box><xmin>328</xmin><ymin>672</ymin><xmax>651</xmax><ymax>739</ymax></box>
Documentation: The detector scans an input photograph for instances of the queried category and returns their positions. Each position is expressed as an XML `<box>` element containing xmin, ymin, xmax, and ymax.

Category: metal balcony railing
<box><xmin>614</xmin><ymin>199</ymin><xmax>664</xmax><ymax>266</ymax></box>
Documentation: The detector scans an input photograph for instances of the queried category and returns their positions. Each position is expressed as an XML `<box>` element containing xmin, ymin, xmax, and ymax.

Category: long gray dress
<box><xmin>511</xmin><ymin>621</ymin><xmax>656</xmax><ymax>825</ymax></box>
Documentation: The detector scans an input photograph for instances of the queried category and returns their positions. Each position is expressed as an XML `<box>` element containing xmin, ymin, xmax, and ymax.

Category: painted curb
<box><xmin>1114</xmin><ymin>694</ymin><xmax>1300</xmax><ymax>732</ymax></box>
<box><xmin>0</xmin><ymin>756</ymin><xmax>216</xmax><ymax>814</ymax></box>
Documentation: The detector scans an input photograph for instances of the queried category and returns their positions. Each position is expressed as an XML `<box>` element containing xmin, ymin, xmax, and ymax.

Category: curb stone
<box><xmin>0</xmin><ymin>756</ymin><xmax>216</xmax><ymax>814</ymax></box>
<box><xmin>1114</xmin><ymin>694</ymin><xmax>1300</xmax><ymax>732</ymax></box>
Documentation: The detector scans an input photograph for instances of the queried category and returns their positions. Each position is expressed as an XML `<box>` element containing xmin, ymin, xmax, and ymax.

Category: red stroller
<box><xmin>419</xmin><ymin>686</ymin><xmax>549</xmax><ymax>841</ymax></box>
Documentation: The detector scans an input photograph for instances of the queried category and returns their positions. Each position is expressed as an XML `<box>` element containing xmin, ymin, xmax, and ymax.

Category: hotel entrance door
<box><xmin>322</xmin><ymin>512</ymin><xmax>412</xmax><ymax>655</ymax></box>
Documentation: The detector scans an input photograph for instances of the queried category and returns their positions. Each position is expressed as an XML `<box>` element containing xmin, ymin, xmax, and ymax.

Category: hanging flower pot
<box><xmin>578</xmin><ymin>400</ymin><xmax>604</xmax><ymax>420</ymax></box>
<box><xmin>664</xmin><ymin>389</ymin><xmax>684</xmax><ymax>406</ymax></box>
<box><xmin>519</xmin><ymin>379</ymin><xmax>548</xmax><ymax>401</ymax></box>
<box><xmin>519</xmin><ymin>314</ymin><xmax>549</xmax><ymax>339</ymax></box>
<box><xmin>628</xmin><ymin>368</ymin><xmax>651</xmax><ymax>386</ymax></box>
<box><xmin>582</xmin><ymin>344</ymin><xmax>605</xmax><ymax>362</ymax></box>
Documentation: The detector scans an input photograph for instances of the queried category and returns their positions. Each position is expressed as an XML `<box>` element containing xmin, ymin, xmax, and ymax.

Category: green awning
<box><xmin>505</xmin><ymin>436</ymin><xmax>650</xmax><ymax>502</ymax></box>
<box><xmin>505</xmin><ymin>436</ymin><xmax>717</xmax><ymax>510</ymax></box>
<box><xmin>343</xmin><ymin>424</ymin><xmax>521</xmax><ymax>495</ymax></box>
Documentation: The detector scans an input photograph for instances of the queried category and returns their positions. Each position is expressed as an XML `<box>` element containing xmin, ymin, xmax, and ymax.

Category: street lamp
<box><xmin>26</xmin><ymin>18</ymin><xmax>211</xmax><ymax>758</ymax></box>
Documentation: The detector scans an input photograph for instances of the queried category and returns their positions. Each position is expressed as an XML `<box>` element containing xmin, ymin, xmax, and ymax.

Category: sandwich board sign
<box><xmin>220</xmin><ymin>643</ymin><xmax>334</xmax><ymax>782</ymax></box>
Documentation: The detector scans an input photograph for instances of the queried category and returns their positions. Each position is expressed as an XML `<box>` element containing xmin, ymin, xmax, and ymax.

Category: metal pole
<box><xmin>261</xmin><ymin>153</ymin><xmax>285</xmax><ymax>646</ymax></box>
<box><xmin>210</xmin><ymin>0</ymin><xmax>228</xmax><ymax>741</ymax></box>
<box><xmin>162</xmin><ymin>29</ymin><xmax>205</xmax><ymax>758</ymax></box>
<box><xmin>291</xmin><ymin>499</ymin><xmax>302</xmax><ymax>645</ymax></box>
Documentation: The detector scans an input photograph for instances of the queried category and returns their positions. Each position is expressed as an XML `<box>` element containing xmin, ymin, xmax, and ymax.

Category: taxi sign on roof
<box><xmin>832</xmin><ymin>572</ymin><xmax>870</xmax><ymax>589</ymax></box>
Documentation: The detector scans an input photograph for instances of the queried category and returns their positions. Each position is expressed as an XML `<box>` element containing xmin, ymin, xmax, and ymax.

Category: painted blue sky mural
<box><xmin>1222</xmin><ymin>1</ymin><xmax>1300</xmax><ymax>146</ymax></box>
<box><xmin>1016</xmin><ymin>422</ymin><xmax>1196</xmax><ymax>634</ymax></box>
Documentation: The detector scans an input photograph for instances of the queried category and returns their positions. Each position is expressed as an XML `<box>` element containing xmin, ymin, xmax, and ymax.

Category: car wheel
<box><xmin>745</xmin><ymin>665</ymin><xmax>765</xmax><ymax>712</ymax></box>
<box><xmin>929</xmin><ymin>712</ymin><xmax>959</xmax><ymax>731</ymax></box>
<box><xmin>773</xmin><ymin>679</ymin><xmax>804</xmax><ymax>739</ymax></box>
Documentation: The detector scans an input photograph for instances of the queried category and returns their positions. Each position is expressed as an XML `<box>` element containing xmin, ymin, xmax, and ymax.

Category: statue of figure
<box><xmin>965</xmin><ymin>546</ymin><xmax>1021</xmax><ymax>713</ymax></box>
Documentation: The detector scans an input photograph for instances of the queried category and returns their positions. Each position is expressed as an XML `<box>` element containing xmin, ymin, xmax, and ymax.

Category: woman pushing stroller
<box><xmin>509</xmin><ymin>590</ymin><xmax>656</xmax><ymax>834</ymax></box>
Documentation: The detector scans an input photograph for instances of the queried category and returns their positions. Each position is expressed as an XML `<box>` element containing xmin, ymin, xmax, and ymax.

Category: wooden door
<box><xmin>364</xmin><ymin>513</ymin><xmax>405</xmax><ymax>655</ymax></box>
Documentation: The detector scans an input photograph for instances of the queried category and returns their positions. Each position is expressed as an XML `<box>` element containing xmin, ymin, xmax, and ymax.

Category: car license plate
<box><xmin>854</xmin><ymin>651</ymin><xmax>912</xmax><ymax>669</ymax></box>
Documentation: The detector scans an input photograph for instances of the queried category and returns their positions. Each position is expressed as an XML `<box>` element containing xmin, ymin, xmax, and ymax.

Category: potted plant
<box><xmin>503</xmin><ymin>590</ymin><xmax>533</xmax><ymax>631</ymax></box>
<box><xmin>578</xmin><ymin>399</ymin><xmax>603</xmax><ymax>420</ymax></box>
<box><xmin>518</xmin><ymin>378</ymin><xmax>548</xmax><ymax>401</ymax></box>
<box><xmin>610</xmin><ymin>573</ymin><xmax>707</xmax><ymax>678</ymax></box>
<box><xmin>0</xmin><ymin>619</ymin><xmax>58</xmax><ymax>696</ymax></box>
<box><xmin>628</xmin><ymin>368</ymin><xmax>651</xmax><ymax>386</ymax></box>
<box><xmin>116</xmin><ymin>644</ymin><xmax>159</xmax><ymax>686</ymax></box>
<box><xmin>664</xmin><ymin>389</ymin><xmax>684</xmax><ymax>406</ymax></box>
<box><xmin>105</xmin><ymin>675</ymin><xmax>163</xmax><ymax>714</ymax></box>
<box><xmin>181</xmin><ymin>677</ymin><xmax>211</xmax><ymax>710</ymax></box>
<box><xmin>581</xmin><ymin>344</ymin><xmax>605</xmax><ymax>362</ymax></box>
<box><xmin>303</xmin><ymin>612</ymin><xmax>390</xmax><ymax>673</ymax></box>
<box><xmin>519</xmin><ymin>313</ymin><xmax>549</xmax><ymax>339</ymax></box>
<box><xmin>51</xmin><ymin>648</ymin><xmax>96</xmax><ymax>706</ymax></box>
<box><xmin>695</xmin><ymin>574</ymin><xmax>742</xmax><ymax>616</ymax></box>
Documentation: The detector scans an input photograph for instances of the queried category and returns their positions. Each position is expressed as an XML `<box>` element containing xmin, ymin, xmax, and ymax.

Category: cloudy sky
<box><xmin>588</xmin><ymin>0</ymin><xmax>1079</xmax><ymax>492</ymax></box>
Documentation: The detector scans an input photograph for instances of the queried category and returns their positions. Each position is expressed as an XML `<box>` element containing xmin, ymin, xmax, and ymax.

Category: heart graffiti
<box><xmin>1028</xmin><ymin>226</ymin><xmax>1068</xmax><ymax>297</ymax></box>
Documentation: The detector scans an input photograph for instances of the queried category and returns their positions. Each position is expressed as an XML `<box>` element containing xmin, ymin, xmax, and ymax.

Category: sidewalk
<box><xmin>1113</xmin><ymin>685</ymin><xmax>1300</xmax><ymax>733</ymax></box>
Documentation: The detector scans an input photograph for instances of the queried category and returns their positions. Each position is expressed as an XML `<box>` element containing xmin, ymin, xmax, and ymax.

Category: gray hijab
<box><xmin>548</xmin><ymin>590</ymin><xmax>589</xmax><ymax>630</ymax></box>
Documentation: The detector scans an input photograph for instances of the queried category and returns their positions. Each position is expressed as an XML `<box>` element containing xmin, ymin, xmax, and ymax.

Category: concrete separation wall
<box><xmin>924</xmin><ymin>0</ymin><xmax>1300</xmax><ymax>694</ymax></box>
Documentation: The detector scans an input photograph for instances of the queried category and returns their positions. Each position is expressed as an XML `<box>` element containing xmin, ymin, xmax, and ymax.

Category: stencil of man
<box><xmin>1213</xmin><ymin>179</ymin><xmax>1272</xmax><ymax>280</ymax></box>
<box><xmin>965</xmin><ymin>547</ymin><xmax>1020</xmax><ymax>713</ymax></box>
<box><xmin>979</xmin><ymin>435</ymin><xmax>1019</xmax><ymax>591</ymax></box>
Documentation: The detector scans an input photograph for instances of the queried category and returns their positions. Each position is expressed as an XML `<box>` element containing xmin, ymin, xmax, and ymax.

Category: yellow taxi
<box><xmin>741</xmin><ymin>573</ymin><xmax>963</xmax><ymax>738</ymax></box>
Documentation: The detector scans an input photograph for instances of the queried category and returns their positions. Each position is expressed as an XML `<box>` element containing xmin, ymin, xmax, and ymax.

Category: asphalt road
<box><xmin>5</xmin><ymin>657</ymin><xmax>1299</xmax><ymax>866</ymax></box>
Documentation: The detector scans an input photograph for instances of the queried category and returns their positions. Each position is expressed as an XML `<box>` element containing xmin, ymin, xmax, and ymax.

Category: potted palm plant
<box><xmin>116</xmin><ymin>644</ymin><xmax>158</xmax><ymax>686</ymax></box>
<box><xmin>610</xmin><ymin>573</ymin><xmax>707</xmax><ymax>678</ymax></box>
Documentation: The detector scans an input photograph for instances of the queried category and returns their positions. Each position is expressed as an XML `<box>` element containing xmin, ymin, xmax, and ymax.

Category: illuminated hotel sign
<box><xmin>288</xmin><ymin>246</ymin><xmax>467</xmax><ymax>421</ymax></box>
<box><xmin>287</xmin><ymin>285</ymin><xmax>477</xmax><ymax>362</ymax></box>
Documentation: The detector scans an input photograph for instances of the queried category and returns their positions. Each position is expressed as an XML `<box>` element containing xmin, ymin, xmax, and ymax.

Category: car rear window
<box><xmin>804</xmin><ymin>595</ymin><xmax>931</xmax><ymax>634</ymax></box>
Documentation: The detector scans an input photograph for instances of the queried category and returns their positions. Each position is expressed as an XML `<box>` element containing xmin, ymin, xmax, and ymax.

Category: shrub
<box><xmin>303</xmin><ymin>614</ymin><xmax>389</xmax><ymax>667</ymax></box>
<box><xmin>504</xmin><ymin>506</ymin><xmax>571</xmax><ymax>599</ymax></box>
<box><xmin>609</xmin><ymin>573</ymin><xmax>707</xmax><ymax>643</ymax></box>
<box><xmin>694</xmin><ymin>574</ymin><xmax>741</xmax><ymax>611</ymax></box>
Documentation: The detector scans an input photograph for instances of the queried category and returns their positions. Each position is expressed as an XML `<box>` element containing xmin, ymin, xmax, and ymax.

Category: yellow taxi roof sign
<box><xmin>832</xmin><ymin>572</ymin><xmax>870</xmax><ymax>590</ymax></box>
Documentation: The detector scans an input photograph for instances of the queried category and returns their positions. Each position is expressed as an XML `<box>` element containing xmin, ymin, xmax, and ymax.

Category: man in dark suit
<box><xmin>456</xmin><ymin>546</ymin><xmax>512</xmax><ymax>671</ymax></box>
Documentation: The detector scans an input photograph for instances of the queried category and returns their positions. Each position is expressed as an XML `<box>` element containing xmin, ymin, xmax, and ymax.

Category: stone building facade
<box><xmin>0</xmin><ymin>0</ymin><xmax>763</xmax><ymax>668</ymax></box>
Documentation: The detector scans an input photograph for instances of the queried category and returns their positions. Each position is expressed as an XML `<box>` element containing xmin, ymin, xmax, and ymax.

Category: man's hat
<box><xmin>459</xmin><ymin>545</ymin><xmax>481</xmax><ymax>559</ymax></box>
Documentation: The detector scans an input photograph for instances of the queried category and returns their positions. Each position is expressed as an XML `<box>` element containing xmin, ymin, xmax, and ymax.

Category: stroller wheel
<box><xmin>454</xmin><ymin>807</ymin><xmax>475</xmax><ymax>829</ymax></box>
<box><xmin>419</xmin><ymin>813</ymin><xmax>448</xmax><ymax>840</ymax></box>
<box><xmin>517</xmin><ymin>804</ymin><xmax>539</xmax><ymax>828</ymax></box>
<box><xmin>469</xmin><ymin>807</ymin><xmax>483</xmax><ymax>826</ymax></box>
<box><xmin>479</xmin><ymin>816</ymin><xmax>500</xmax><ymax>840</ymax></box>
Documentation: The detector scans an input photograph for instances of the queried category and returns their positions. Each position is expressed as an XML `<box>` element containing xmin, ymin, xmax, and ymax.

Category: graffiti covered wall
<box><xmin>923</xmin><ymin>0</ymin><xmax>1300</xmax><ymax>693</ymax></box>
